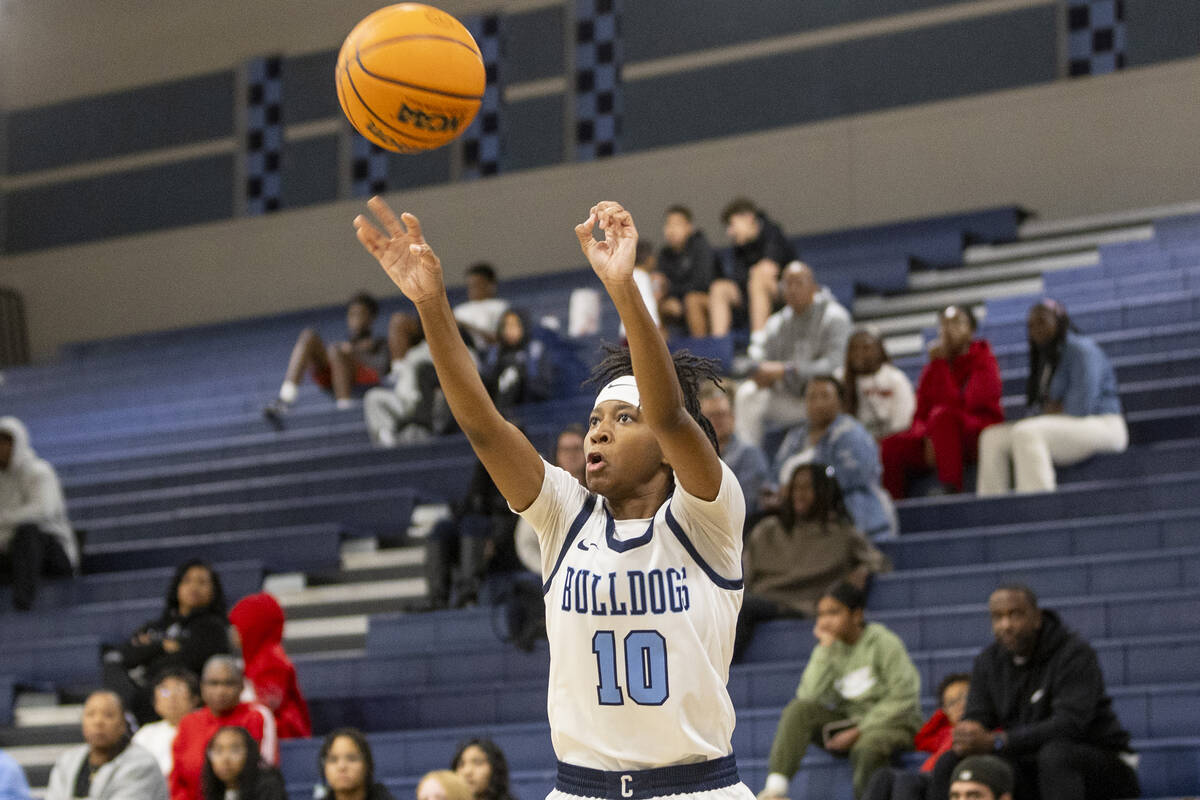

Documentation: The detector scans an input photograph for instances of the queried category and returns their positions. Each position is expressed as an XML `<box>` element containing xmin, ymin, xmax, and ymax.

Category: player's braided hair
<box><xmin>587</xmin><ymin>343</ymin><xmax>722</xmax><ymax>454</ymax></box>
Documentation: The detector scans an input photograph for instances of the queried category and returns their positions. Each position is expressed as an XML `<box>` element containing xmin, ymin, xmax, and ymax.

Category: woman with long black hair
<box><xmin>734</xmin><ymin>463</ymin><xmax>890</xmax><ymax>661</ymax></box>
<box><xmin>450</xmin><ymin>739</ymin><xmax>516</xmax><ymax>800</ymax></box>
<box><xmin>201</xmin><ymin>726</ymin><xmax>286</xmax><ymax>800</ymax></box>
<box><xmin>102</xmin><ymin>559</ymin><xmax>231</xmax><ymax>724</ymax></box>
<box><xmin>977</xmin><ymin>299</ymin><xmax>1127</xmax><ymax>494</ymax></box>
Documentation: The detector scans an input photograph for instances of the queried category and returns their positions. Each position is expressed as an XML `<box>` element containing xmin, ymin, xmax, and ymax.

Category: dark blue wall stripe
<box><xmin>502</xmin><ymin>95</ymin><xmax>564</xmax><ymax>172</ymax></box>
<box><xmin>4</xmin><ymin>155</ymin><xmax>234</xmax><ymax>253</ymax></box>
<box><xmin>5</xmin><ymin>73</ymin><xmax>234</xmax><ymax>175</ymax></box>
<box><xmin>386</xmin><ymin>148</ymin><xmax>452</xmax><ymax>190</ymax></box>
<box><xmin>282</xmin><ymin>49</ymin><xmax>341</xmax><ymax>125</ymax></box>
<box><xmin>281</xmin><ymin>135</ymin><xmax>339</xmax><ymax>209</ymax></box>
<box><xmin>623</xmin><ymin>0</ymin><xmax>979</xmax><ymax>62</ymax></box>
<box><xmin>1124</xmin><ymin>0</ymin><xmax>1200</xmax><ymax>67</ymax></box>
<box><xmin>623</xmin><ymin>7</ymin><xmax>1057</xmax><ymax>153</ymax></box>
<box><xmin>505</xmin><ymin>6</ymin><xmax>566</xmax><ymax>83</ymax></box>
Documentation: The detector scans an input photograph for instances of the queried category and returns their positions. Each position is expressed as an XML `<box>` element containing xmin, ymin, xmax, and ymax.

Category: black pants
<box><xmin>930</xmin><ymin>742</ymin><xmax>1140</xmax><ymax>800</ymax></box>
<box><xmin>861</xmin><ymin>768</ymin><xmax>930</xmax><ymax>800</ymax></box>
<box><xmin>0</xmin><ymin>524</ymin><xmax>73</xmax><ymax>610</ymax></box>
<box><xmin>733</xmin><ymin>592</ymin><xmax>805</xmax><ymax>662</ymax></box>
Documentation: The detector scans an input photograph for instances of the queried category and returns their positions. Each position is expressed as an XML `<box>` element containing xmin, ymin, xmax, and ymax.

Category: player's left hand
<box><xmin>575</xmin><ymin>201</ymin><xmax>639</xmax><ymax>285</ymax></box>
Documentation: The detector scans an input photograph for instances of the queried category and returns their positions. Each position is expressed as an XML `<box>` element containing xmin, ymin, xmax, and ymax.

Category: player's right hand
<box><xmin>354</xmin><ymin>196</ymin><xmax>444</xmax><ymax>306</ymax></box>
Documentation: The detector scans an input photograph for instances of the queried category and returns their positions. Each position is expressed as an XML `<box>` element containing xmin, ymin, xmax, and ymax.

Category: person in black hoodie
<box><xmin>102</xmin><ymin>559</ymin><xmax>231</xmax><ymax>724</ymax></box>
<box><xmin>479</xmin><ymin>309</ymin><xmax>553</xmax><ymax>418</ymax></box>
<box><xmin>929</xmin><ymin>584</ymin><xmax>1139</xmax><ymax>800</ymax></box>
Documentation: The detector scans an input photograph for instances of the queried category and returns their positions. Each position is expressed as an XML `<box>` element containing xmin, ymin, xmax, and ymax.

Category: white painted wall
<box><xmin>2</xmin><ymin>57</ymin><xmax>1198</xmax><ymax>360</ymax></box>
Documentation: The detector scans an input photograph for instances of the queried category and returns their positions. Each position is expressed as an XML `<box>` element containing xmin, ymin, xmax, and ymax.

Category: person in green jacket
<box><xmin>759</xmin><ymin>582</ymin><xmax>922</xmax><ymax>799</ymax></box>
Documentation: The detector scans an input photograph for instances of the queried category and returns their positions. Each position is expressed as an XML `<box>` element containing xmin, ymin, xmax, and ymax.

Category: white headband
<box><xmin>594</xmin><ymin>375</ymin><xmax>641</xmax><ymax>411</ymax></box>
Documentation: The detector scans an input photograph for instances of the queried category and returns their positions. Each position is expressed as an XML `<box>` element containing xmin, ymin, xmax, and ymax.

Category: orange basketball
<box><xmin>336</xmin><ymin>3</ymin><xmax>485</xmax><ymax>153</ymax></box>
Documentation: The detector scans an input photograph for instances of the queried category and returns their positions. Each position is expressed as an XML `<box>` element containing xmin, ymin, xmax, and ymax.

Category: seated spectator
<box><xmin>759</xmin><ymin>583</ymin><xmax>921</xmax><ymax>800</ymax></box>
<box><xmin>624</xmin><ymin>240</ymin><xmax>663</xmax><ymax>338</ymax></box>
<box><xmin>45</xmin><ymin>690</ymin><xmax>167</xmax><ymax>800</ymax></box>
<box><xmin>363</xmin><ymin>320</ymin><xmax>438</xmax><ymax>447</ymax></box>
<box><xmin>264</xmin><ymin>292</ymin><xmax>393</xmax><ymax>425</ymax></box>
<box><xmin>700</xmin><ymin>384</ymin><xmax>771</xmax><ymax>519</ymax></box>
<box><xmin>0</xmin><ymin>746</ymin><xmax>32</xmax><ymax>800</ymax></box>
<box><xmin>201</xmin><ymin>726</ymin><xmax>286</xmax><ymax>800</ymax></box>
<box><xmin>171</xmin><ymin>656</ymin><xmax>277</xmax><ymax>800</ymax></box>
<box><xmin>654</xmin><ymin>204</ymin><xmax>717</xmax><ymax>337</ymax></box>
<box><xmin>229</xmin><ymin>593</ymin><xmax>311</xmax><ymax>739</ymax></box>
<box><xmin>425</xmin><ymin>459</ymin><xmax>519</xmax><ymax>610</ymax></box>
<box><xmin>881</xmin><ymin>306</ymin><xmax>1002</xmax><ymax>498</ymax></box>
<box><xmin>737</xmin><ymin>464</ymin><xmax>890</xmax><ymax>660</ymax></box>
<box><xmin>977</xmin><ymin>300</ymin><xmax>1127</xmax><ymax>495</ymax></box>
<box><xmin>709</xmin><ymin>197</ymin><xmax>797</xmax><ymax>337</ymax></box>
<box><xmin>0</xmin><ymin>416</ymin><xmax>78</xmax><ymax>611</ymax></box>
<box><xmin>928</xmin><ymin>585</ymin><xmax>1140</xmax><ymax>800</ymax></box>
<box><xmin>451</xmin><ymin>739</ymin><xmax>516</xmax><ymax>800</ymax></box>
<box><xmin>102</xmin><ymin>559</ymin><xmax>230</xmax><ymax>725</ymax></box>
<box><xmin>949</xmin><ymin>756</ymin><xmax>1014</xmax><ymax>800</ymax></box>
<box><xmin>734</xmin><ymin>262</ymin><xmax>852</xmax><ymax>447</ymax></box>
<box><xmin>417</xmin><ymin>771</ymin><xmax>473</xmax><ymax>800</ymax></box>
<box><xmin>842</xmin><ymin>328</ymin><xmax>916</xmax><ymax>440</ymax></box>
<box><xmin>132</xmin><ymin>668</ymin><xmax>200</xmax><ymax>778</ymax></box>
<box><xmin>449</xmin><ymin>262</ymin><xmax>510</xmax><ymax>354</ymax></box>
<box><xmin>316</xmin><ymin>728</ymin><xmax>397</xmax><ymax>800</ymax></box>
<box><xmin>774</xmin><ymin>376</ymin><xmax>897</xmax><ymax>539</ymax></box>
<box><xmin>480</xmin><ymin>309</ymin><xmax>554</xmax><ymax>416</ymax></box>
<box><xmin>514</xmin><ymin>425</ymin><xmax>586</xmax><ymax>575</ymax></box>
<box><xmin>861</xmin><ymin>672</ymin><xmax>970</xmax><ymax>800</ymax></box>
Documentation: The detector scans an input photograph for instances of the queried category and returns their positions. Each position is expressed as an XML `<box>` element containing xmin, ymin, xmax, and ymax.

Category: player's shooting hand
<box><xmin>575</xmin><ymin>201</ymin><xmax>639</xmax><ymax>286</ymax></box>
<box><xmin>354</xmin><ymin>197</ymin><xmax>444</xmax><ymax>306</ymax></box>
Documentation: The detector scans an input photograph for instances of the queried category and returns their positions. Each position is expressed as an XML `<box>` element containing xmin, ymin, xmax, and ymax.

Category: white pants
<box><xmin>734</xmin><ymin>381</ymin><xmax>807</xmax><ymax>448</ymax></box>
<box><xmin>976</xmin><ymin>413</ymin><xmax>1128</xmax><ymax>495</ymax></box>
<box><xmin>363</xmin><ymin>387</ymin><xmax>410</xmax><ymax>445</ymax></box>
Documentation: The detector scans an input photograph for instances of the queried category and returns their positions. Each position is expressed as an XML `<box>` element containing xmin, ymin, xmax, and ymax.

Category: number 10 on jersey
<box><xmin>593</xmin><ymin>630</ymin><xmax>669</xmax><ymax>705</ymax></box>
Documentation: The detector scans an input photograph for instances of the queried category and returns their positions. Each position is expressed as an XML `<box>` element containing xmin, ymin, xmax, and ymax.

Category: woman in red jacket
<box><xmin>228</xmin><ymin>593</ymin><xmax>311</xmax><ymax>739</ymax></box>
<box><xmin>881</xmin><ymin>306</ymin><xmax>1003</xmax><ymax>498</ymax></box>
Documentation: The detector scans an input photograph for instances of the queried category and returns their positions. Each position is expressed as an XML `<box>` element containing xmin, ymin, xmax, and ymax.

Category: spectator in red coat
<box><xmin>171</xmin><ymin>656</ymin><xmax>277</xmax><ymax>800</ymax></box>
<box><xmin>861</xmin><ymin>673</ymin><xmax>972</xmax><ymax>800</ymax></box>
<box><xmin>229</xmin><ymin>593</ymin><xmax>311</xmax><ymax>739</ymax></box>
<box><xmin>881</xmin><ymin>306</ymin><xmax>1003</xmax><ymax>497</ymax></box>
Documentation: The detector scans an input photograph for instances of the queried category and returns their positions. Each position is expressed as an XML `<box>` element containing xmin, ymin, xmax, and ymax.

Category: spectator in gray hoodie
<box><xmin>0</xmin><ymin>416</ymin><xmax>78</xmax><ymax>610</ymax></box>
<box><xmin>734</xmin><ymin>263</ymin><xmax>852</xmax><ymax>447</ymax></box>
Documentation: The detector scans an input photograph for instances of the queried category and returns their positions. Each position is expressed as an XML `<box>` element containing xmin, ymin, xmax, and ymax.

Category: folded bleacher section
<box><xmin>2</xmin><ymin>203</ymin><xmax>1198</xmax><ymax>799</ymax></box>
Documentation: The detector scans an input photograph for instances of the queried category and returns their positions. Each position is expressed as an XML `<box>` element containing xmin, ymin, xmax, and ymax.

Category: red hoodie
<box><xmin>911</xmin><ymin>339</ymin><xmax>1004</xmax><ymax>435</ymax></box>
<box><xmin>229</xmin><ymin>593</ymin><xmax>312</xmax><ymax>739</ymax></box>
<box><xmin>170</xmin><ymin>702</ymin><xmax>276</xmax><ymax>800</ymax></box>
<box><xmin>914</xmin><ymin>709</ymin><xmax>954</xmax><ymax>772</ymax></box>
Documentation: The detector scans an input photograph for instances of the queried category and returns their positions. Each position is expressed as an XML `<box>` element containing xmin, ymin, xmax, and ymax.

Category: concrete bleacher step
<box><xmin>1017</xmin><ymin>201</ymin><xmax>1200</xmax><ymax>239</ymax></box>
<box><xmin>896</xmin><ymin>469</ymin><xmax>1200</xmax><ymax>533</ymax></box>
<box><xmin>905</xmin><ymin>249</ymin><xmax>1099</xmax><ymax>292</ymax></box>
<box><xmin>963</xmin><ymin>223</ymin><xmax>1154</xmax><ymax>265</ymax></box>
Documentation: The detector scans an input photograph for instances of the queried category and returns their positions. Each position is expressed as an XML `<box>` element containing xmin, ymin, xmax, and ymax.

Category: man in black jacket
<box><xmin>929</xmin><ymin>584</ymin><xmax>1139</xmax><ymax>800</ymax></box>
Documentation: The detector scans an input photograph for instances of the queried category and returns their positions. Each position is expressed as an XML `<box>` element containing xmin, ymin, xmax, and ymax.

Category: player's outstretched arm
<box><xmin>575</xmin><ymin>201</ymin><xmax>723</xmax><ymax>501</ymax></box>
<box><xmin>355</xmin><ymin>197</ymin><xmax>544</xmax><ymax>510</ymax></box>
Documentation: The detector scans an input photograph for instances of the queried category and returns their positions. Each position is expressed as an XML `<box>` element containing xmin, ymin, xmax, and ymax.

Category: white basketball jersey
<box><xmin>517</xmin><ymin>459</ymin><xmax>746</xmax><ymax>771</ymax></box>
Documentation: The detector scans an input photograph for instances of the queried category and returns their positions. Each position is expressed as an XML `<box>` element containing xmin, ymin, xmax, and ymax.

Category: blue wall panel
<box><xmin>4</xmin><ymin>155</ymin><xmax>234</xmax><ymax>252</ymax></box>
<box><xmin>5</xmin><ymin>73</ymin><xmax>234</xmax><ymax>175</ymax></box>
<box><xmin>501</xmin><ymin>95</ymin><xmax>564</xmax><ymax>172</ymax></box>
<box><xmin>386</xmin><ymin>148</ymin><xmax>452</xmax><ymax>190</ymax></box>
<box><xmin>505</xmin><ymin>7</ymin><xmax>566</xmax><ymax>84</ymax></box>
<box><xmin>623</xmin><ymin>7</ymin><xmax>1057</xmax><ymax>153</ymax></box>
<box><xmin>1124</xmin><ymin>0</ymin><xmax>1200</xmax><ymax>67</ymax></box>
<box><xmin>283</xmin><ymin>49</ymin><xmax>341</xmax><ymax>125</ymax></box>
<box><xmin>624</xmin><ymin>0</ymin><xmax>979</xmax><ymax>62</ymax></box>
<box><xmin>282</xmin><ymin>135</ymin><xmax>339</xmax><ymax>209</ymax></box>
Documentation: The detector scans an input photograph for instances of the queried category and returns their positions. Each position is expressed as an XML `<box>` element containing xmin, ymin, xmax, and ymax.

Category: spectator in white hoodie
<box><xmin>0</xmin><ymin>416</ymin><xmax>78</xmax><ymax>610</ymax></box>
<box><xmin>841</xmin><ymin>328</ymin><xmax>916</xmax><ymax>440</ymax></box>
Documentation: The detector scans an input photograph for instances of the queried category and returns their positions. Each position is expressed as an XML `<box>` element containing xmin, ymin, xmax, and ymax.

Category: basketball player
<box><xmin>353</xmin><ymin>198</ymin><xmax>754</xmax><ymax>800</ymax></box>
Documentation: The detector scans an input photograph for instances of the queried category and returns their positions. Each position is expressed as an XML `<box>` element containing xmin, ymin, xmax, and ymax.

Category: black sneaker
<box><xmin>263</xmin><ymin>400</ymin><xmax>289</xmax><ymax>431</ymax></box>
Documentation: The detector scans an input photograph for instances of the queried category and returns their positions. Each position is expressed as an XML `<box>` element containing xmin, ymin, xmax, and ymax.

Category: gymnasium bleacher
<box><xmin>2</xmin><ymin>200</ymin><xmax>1199</xmax><ymax>800</ymax></box>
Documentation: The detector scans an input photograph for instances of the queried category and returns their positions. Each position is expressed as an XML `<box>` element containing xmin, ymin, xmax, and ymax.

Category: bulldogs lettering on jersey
<box><xmin>517</xmin><ymin>459</ymin><xmax>746</xmax><ymax>772</ymax></box>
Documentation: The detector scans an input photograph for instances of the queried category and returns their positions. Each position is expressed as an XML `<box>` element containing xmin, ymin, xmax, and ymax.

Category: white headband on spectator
<box><xmin>593</xmin><ymin>375</ymin><xmax>641</xmax><ymax>410</ymax></box>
